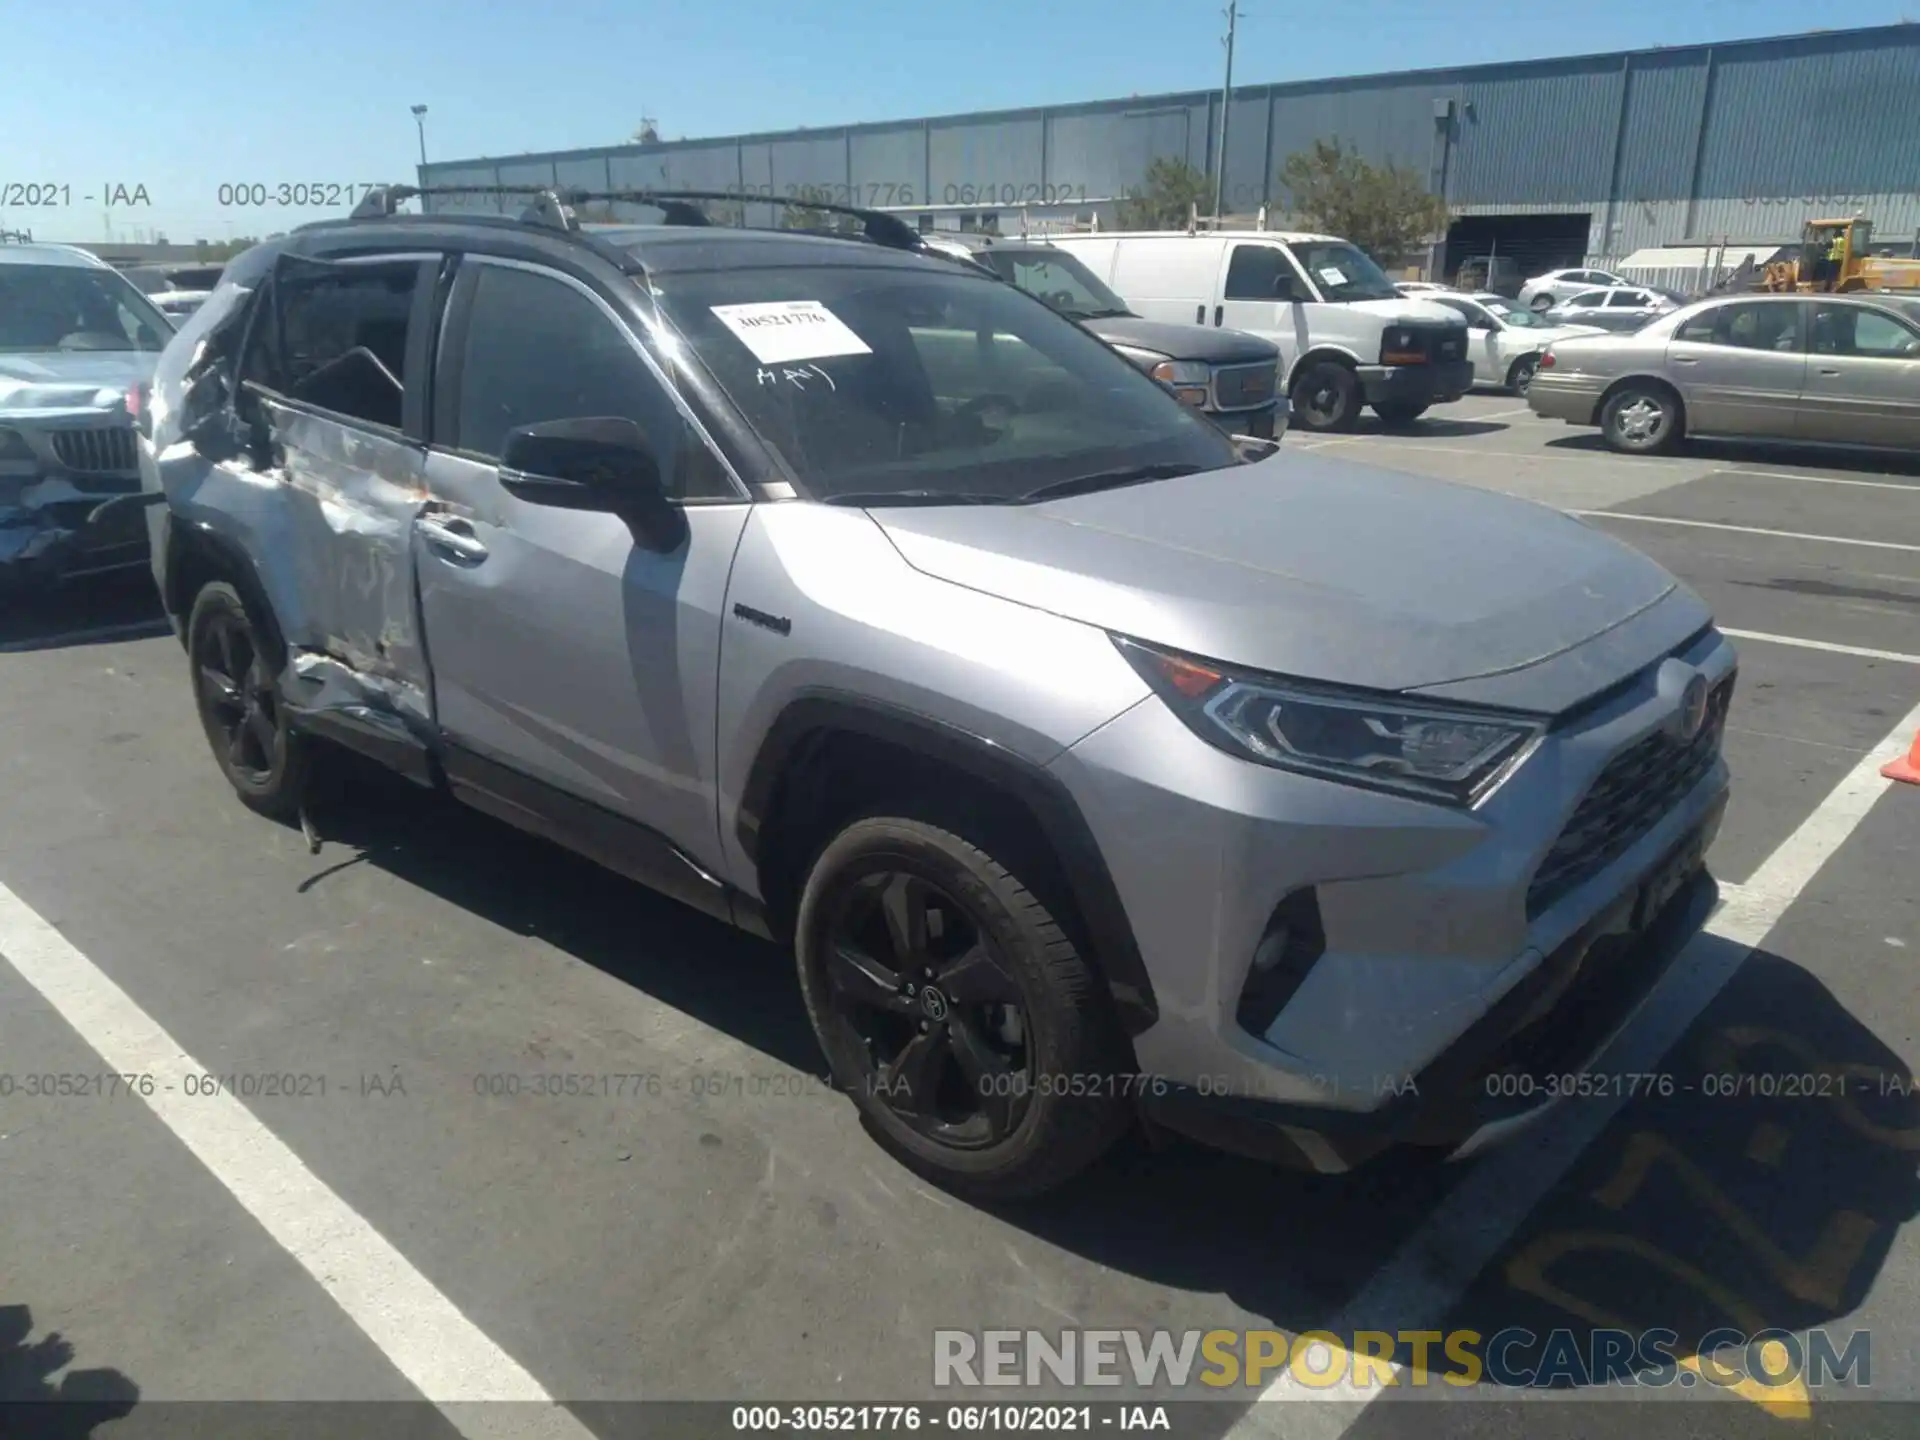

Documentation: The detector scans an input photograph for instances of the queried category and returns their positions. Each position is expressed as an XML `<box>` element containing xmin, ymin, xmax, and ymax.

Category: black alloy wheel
<box><xmin>820</xmin><ymin>868</ymin><xmax>1033</xmax><ymax>1149</ymax></box>
<box><xmin>187</xmin><ymin>580</ymin><xmax>310</xmax><ymax>820</ymax></box>
<box><xmin>196</xmin><ymin>609</ymin><xmax>280</xmax><ymax>785</ymax></box>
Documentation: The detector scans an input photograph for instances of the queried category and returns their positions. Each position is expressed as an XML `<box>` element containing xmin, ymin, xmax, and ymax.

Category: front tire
<box><xmin>1507</xmin><ymin>355</ymin><xmax>1539</xmax><ymax>396</ymax></box>
<box><xmin>1530</xmin><ymin>293</ymin><xmax>1555</xmax><ymax>313</ymax></box>
<box><xmin>1600</xmin><ymin>382</ymin><xmax>1683</xmax><ymax>455</ymax></box>
<box><xmin>794</xmin><ymin>816</ymin><xmax>1130</xmax><ymax>1200</ymax></box>
<box><xmin>187</xmin><ymin>580</ymin><xmax>310</xmax><ymax>821</ymax></box>
<box><xmin>1289</xmin><ymin>361</ymin><xmax>1362</xmax><ymax>432</ymax></box>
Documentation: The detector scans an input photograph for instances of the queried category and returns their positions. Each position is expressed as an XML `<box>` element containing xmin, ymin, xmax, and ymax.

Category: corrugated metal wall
<box><xmin>423</xmin><ymin>23</ymin><xmax>1920</xmax><ymax>259</ymax></box>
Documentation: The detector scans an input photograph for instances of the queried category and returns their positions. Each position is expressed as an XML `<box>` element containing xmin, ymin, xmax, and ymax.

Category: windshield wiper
<box><xmin>1074</xmin><ymin>307</ymin><xmax>1133</xmax><ymax>319</ymax></box>
<box><xmin>1019</xmin><ymin>462</ymin><xmax>1204</xmax><ymax>503</ymax></box>
<box><xmin>821</xmin><ymin>489</ymin><xmax>1012</xmax><ymax>507</ymax></box>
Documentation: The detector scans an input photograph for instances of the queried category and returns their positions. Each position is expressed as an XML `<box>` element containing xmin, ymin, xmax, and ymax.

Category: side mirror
<box><xmin>500</xmin><ymin>416</ymin><xmax>664</xmax><ymax>510</ymax></box>
<box><xmin>500</xmin><ymin>415</ymin><xmax>684</xmax><ymax>550</ymax></box>
<box><xmin>1274</xmin><ymin>276</ymin><xmax>1314</xmax><ymax>304</ymax></box>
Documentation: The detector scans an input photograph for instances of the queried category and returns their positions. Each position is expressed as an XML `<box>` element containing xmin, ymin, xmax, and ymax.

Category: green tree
<box><xmin>782</xmin><ymin>184</ymin><xmax>856</xmax><ymax>234</ymax></box>
<box><xmin>1114</xmin><ymin>157</ymin><xmax>1212</xmax><ymax>230</ymax></box>
<box><xmin>1277</xmin><ymin>138</ymin><xmax>1449</xmax><ymax>264</ymax></box>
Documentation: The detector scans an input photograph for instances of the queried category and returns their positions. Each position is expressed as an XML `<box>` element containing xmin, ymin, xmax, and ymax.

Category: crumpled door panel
<box><xmin>259</xmin><ymin>398</ymin><xmax>432</xmax><ymax>731</ymax></box>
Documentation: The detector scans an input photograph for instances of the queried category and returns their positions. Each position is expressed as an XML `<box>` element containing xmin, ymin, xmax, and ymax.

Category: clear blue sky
<box><xmin>3</xmin><ymin>0</ymin><xmax>1913</xmax><ymax>243</ymax></box>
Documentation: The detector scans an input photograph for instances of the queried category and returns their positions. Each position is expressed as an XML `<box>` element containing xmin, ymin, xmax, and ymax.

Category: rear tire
<box><xmin>1600</xmin><ymin>382</ymin><xmax>1683</xmax><ymax>455</ymax></box>
<box><xmin>1529</xmin><ymin>293</ymin><xmax>1555</xmax><ymax>313</ymax></box>
<box><xmin>1289</xmin><ymin>361</ymin><xmax>1363</xmax><ymax>433</ymax></box>
<box><xmin>186</xmin><ymin>581</ymin><xmax>311</xmax><ymax>822</ymax></box>
<box><xmin>1372</xmin><ymin>401</ymin><xmax>1429</xmax><ymax>428</ymax></box>
<box><xmin>794</xmin><ymin>816</ymin><xmax>1130</xmax><ymax>1200</ymax></box>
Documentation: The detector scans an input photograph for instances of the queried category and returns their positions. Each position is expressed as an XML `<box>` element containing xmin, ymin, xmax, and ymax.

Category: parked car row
<box><xmin>121</xmin><ymin>184</ymin><xmax>1739</xmax><ymax>1198</ymax></box>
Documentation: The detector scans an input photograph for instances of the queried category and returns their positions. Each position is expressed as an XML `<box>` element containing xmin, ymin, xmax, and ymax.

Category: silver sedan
<box><xmin>1527</xmin><ymin>291</ymin><xmax>1920</xmax><ymax>455</ymax></box>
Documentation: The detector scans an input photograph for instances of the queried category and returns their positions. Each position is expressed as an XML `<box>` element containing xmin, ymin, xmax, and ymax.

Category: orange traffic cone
<box><xmin>1885</xmin><ymin>731</ymin><xmax>1920</xmax><ymax>786</ymax></box>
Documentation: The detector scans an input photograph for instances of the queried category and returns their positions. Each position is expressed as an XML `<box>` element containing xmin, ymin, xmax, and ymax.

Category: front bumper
<box><xmin>0</xmin><ymin>486</ymin><xmax>154</xmax><ymax>590</ymax></box>
<box><xmin>1206</xmin><ymin>399</ymin><xmax>1286</xmax><ymax>439</ymax></box>
<box><xmin>1358</xmin><ymin>358</ymin><xmax>1474</xmax><ymax>408</ymax></box>
<box><xmin>1139</xmin><ymin>802</ymin><xmax>1723</xmax><ymax>1172</ymax></box>
<box><xmin>1049</xmin><ymin>624</ymin><xmax>1736</xmax><ymax>1171</ymax></box>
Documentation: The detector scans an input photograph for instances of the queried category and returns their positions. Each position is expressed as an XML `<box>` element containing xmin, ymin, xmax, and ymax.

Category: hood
<box><xmin>1086</xmin><ymin>315</ymin><xmax>1277</xmax><ymax>365</ymax></box>
<box><xmin>869</xmin><ymin>452</ymin><xmax>1688</xmax><ymax>703</ymax></box>
<box><xmin>1347</xmin><ymin>297</ymin><xmax>1464</xmax><ymax>325</ymax></box>
<box><xmin>0</xmin><ymin>351</ymin><xmax>156</xmax><ymax>413</ymax></box>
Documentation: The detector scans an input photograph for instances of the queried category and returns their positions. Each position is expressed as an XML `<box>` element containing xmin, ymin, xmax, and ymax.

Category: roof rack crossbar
<box><xmin>345</xmin><ymin>182</ymin><xmax>930</xmax><ymax>253</ymax></box>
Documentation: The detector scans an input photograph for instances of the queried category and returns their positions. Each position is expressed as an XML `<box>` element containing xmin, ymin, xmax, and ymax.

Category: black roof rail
<box><xmin>342</xmin><ymin>183</ymin><xmax>930</xmax><ymax>254</ymax></box>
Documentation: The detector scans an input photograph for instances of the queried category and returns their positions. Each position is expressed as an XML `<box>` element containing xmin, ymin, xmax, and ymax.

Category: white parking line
<box><xmin>1230</xmin><ymin>695</ymin><xmax>1920</xmax><ymax>1437</ymax></box>
<box><xmin>0</xmin><ymin>882</ymin><xmax>598</xmax><ymax>1438</ymax></box>
<box><xmin>1720</xmin><ymin>628</ymin><xmax>1920</xmax><ymax>665</ymax></box>
<box><xmin>1575</xmin><ymin>511</ymin><xmax>1920</xmax><ymax>553</ymax></box>
<box><xmin>1714</xmin><ymin>468</ymin><xmax>1920</xmax><ymax>493</ymax></box>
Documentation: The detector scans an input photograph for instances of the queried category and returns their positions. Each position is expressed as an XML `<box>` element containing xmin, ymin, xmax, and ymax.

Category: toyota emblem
<box><xmin>1678</xmin><ymin>673</ymin><xmax>1709</xmax><ymax>741</ymax></box>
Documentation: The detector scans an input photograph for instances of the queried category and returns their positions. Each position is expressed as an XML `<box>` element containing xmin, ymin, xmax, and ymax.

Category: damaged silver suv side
<box><xmin>144</xmin><ymin>189</ymin><xmax>1734</xmax><ymax>1201</ymax></box>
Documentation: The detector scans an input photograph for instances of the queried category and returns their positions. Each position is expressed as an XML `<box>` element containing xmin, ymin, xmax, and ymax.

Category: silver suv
<box><xmin>143</xmin><ymin>187</ymin><xmax>1735</xmax><ymax>1199</ymax></box>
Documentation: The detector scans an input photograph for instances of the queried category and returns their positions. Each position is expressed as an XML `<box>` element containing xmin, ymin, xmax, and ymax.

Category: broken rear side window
<box><xmin>244</xmin><ymin>258</ymin><xmax>424</xmax><ymax>431</ymax></box>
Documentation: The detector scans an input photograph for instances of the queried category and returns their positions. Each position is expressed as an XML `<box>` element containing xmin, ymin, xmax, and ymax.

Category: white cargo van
<box><xmin>1041</xmin><ymin>231</ymin><xmax>1475</xmax><ymax>432</ymax></box>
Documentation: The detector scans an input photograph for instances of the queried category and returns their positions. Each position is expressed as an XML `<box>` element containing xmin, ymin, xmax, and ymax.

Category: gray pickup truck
<box><xmin>923</xmin><ymin>233</ymin><xmax>1286</xmax><ymax>440</ymax></box>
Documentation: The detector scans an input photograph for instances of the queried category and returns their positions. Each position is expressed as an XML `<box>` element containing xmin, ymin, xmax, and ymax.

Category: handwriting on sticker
<box><xmin>756</xmin><ymin>364</ymin><xmax>838</xmax><ymax>391</ymax></box>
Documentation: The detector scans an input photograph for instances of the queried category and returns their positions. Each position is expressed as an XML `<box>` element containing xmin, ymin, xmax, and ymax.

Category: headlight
<box><xmin>1380</xmin><ymin>327</ymin><xmax>1427</xmax><ymax>365</ymax></box>
<box><xmin>1149</xmin><ymin>359</ymin><xmax>1211</xmax><ymax>408</ymax></box>
<box><xmin>1116</xmin><ymin>636</ymin><xmax>1546</xmax><ymax>806</ymax></box>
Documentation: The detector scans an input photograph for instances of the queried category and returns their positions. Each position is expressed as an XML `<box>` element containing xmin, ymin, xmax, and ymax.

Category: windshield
<box><xmin>1292</xmin><ymin>242</ymin><xmax>1401</xmax><ymax>302</ymax></box>
<box><xmin>978</xmin><ymin>248</ymin><xmax>1131</xmax><ymax>320</ymax></box>
<box><xmin>0</xmin><ymin>264</ymin><xmax>173</xmax><ymax>353</ymax></box>
<box><xmin>1485</xmin><ymin>299</ymin><xmax>1549</xmax><ymax>328</ymax></box>
<box><xmin>650</xmin><ymin>263</ymin><xmax>1241</xmax><ymax>503</ymax></box>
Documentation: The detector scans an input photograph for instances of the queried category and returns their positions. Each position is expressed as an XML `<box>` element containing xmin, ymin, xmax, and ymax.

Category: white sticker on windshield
<box><xmin>1317</xmin><ymin>266</ymin><xmax>1347</xmax><ymax>286</ymax></box>
<box><xmin>709</xmin><ymin>300</ymin><xmax>873</xmax><ymax>365</ymax></box>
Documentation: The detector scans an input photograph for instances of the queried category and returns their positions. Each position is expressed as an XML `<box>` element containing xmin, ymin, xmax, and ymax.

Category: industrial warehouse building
<box><xmin>422</xmin><ymin>22</ymin><xmax>1920</xmax><ymax>280</ymax></box>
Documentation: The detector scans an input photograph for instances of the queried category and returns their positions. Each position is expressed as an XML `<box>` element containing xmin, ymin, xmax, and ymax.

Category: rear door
<box><xmin>233</xmin><ymin>250</ymin><xmax>439</xmax><ymax>724</ymax></box>
<box><xmin>1802</xmin><ymin>302</ymin><xmax>1920</xmax><ymax>449</ymax></box>
<box><xmin>415</xmin><ymin>255</ymin><xmax>753</xmax><ymax>878</ymax></box>
<box><xmin>1663</xmin><ymin>299</ymin><xmax>1806</xmax><ymax>438</ymax></box>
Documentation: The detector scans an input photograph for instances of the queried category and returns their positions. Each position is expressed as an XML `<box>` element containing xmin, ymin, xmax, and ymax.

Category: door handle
<box><xmin>1195</xmin><ymin>304</ymin><xmax>1205</xmax><ymax>324</ymax></box>
<box><xmin>1816</xmin><ymin>367</ymin><xmax>1841</xmax><ymax>376</ymax></box>
<box><xmin>1673</xmin><ymin>356</ymin><xmax>1698</xmax><ymax>364</ymax></box>
<box><xmin>1213</xmin><ymin>305</ymin><xmax>1223</xmax><ymax>327</ymax></box>
<box><xmin>416</xmin><ymin>513</ymin><xmax>489</xmax><ymax>563</ymax></box>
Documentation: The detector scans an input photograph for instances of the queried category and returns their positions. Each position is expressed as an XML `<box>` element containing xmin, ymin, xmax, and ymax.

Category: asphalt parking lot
<box><xmin>3</xmin><ymin>394</ymin><xmax>1917</xmax><ymax>1439</ymax></box>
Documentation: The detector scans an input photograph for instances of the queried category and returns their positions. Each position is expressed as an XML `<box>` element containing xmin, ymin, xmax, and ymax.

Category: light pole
<box><xmin>411</xmin><ymin>104</ymin><xmax>429</xmax><ymax>171</ymax></box>
<box><xmin>1212</xmin><ymin>2</ymin><xmax>1238</xmax><ymax>221</ymax></box>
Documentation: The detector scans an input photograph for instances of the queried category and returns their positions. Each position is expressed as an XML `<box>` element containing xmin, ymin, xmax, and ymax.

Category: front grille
<box><xmin>1214</xmin><ymin>361</ymin><xmax>1277</xmax><ymax>410</ymax></box>
<box><xmin>1526</xmin><ymin>676</ymin><xmax>1734</xmax><ymax>919</ymax></box>
<box><xmin>50</xmin><ymin>425</ymin><xmax>137</xmax><ymax>475</ymax></box>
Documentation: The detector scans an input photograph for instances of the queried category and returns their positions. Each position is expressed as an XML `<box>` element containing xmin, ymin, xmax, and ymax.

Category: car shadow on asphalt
<box><xmin>289</xmin><ymin>764</ymin><xmax>1920</xmax><ymax>1421</ymax></box>
<box><xmin>1347</xmin><ymin>945</ymin><xmax>1920</xmax><ymax>1432</ymax></box>
<box><xmin>0</xmin><ymin>1304</ymin><xmax>139</xmax><ymax>1437</ymax></box>
<box><xmin>291</xmin><ymin>761</ymin><xmax>1514</xmax><ymax>1323</ymax></box>
<box><xmin>1543</xmin><ymin>430</ymin><xmax>1920</xmax><ymax>479</ymax></box>
<box><xmin>0</xmin><ymin>572</ymin><xmax>171</xmax><ymax>653</ymax></box>
<box><xmin>1344</xmin><ymin>417</ymin><xmax>1513</xmax><ymax>441</ymax></box>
